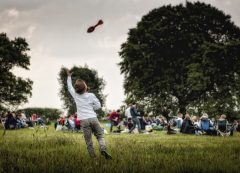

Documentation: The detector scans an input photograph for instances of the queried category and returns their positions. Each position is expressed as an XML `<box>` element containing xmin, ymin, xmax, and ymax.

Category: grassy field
<box><xmin>0</xmin><ymin>125</ymin><xmax>239</xmax><ymax>173</ymax></box>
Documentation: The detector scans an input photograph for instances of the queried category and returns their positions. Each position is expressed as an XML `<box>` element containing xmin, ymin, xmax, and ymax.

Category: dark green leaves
<box><xmin>119</xmin><ymin>2</ymin><xmax>240</xmax><ymax>118</ymax></box>
<box><xmin>0</xmin><ymin>33</ymin><xmax>32</xmax><ymax>110</ymax></box>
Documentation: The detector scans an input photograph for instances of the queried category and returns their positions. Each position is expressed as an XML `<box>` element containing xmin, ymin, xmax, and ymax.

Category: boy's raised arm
<box><xmin>66</xmin><ymin>69</ymin><xmax>76</xmax><ymax>97</ymax></box>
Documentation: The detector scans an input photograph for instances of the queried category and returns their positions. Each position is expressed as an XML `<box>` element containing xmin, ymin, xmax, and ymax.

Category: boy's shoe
<box><xmin>101</xmin><ymin>150</ymin><xmax>112</xmax><ymax>160</ymax></box>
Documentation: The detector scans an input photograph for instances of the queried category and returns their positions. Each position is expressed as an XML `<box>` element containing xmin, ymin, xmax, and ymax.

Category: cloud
<box><xmin>26</xmin><ymin>25</ymin><xmax>36</xmax><ymax>39</ymax></box>
<box><xmin>225</xmin><ymin>0</ymin><xmax>232</xmax><ymax>6</ymax></box>
<box><xmin>7</xmin><ymin>8</ymin><xmax>19</xmax><ymax>17</ymax></box>
<box><xmin>97</xmin><ymin>36</ymin><xmax>126</xmax><ymax>49</ymax></box>
<box><xmin>0</xmin><ymin>0</ymin><xmax>45</xmax><ymax>12</ymax></box>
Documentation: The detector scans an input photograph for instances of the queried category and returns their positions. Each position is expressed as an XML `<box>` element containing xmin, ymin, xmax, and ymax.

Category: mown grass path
<box><xmin>0</xmin><ymin>127</ymin><xmax>239</xmax><ymax>173</ymax></box>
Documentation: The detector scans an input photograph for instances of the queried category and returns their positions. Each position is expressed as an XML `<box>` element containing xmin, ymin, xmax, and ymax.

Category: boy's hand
<box><xmin>66</xmin><ymin>69</ymin><xmax>73</xmax><ymax>76</ymax></box>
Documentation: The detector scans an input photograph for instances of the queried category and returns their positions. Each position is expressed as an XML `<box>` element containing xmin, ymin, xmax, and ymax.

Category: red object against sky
<box><xmin>87</xmin><ymin>19</ymin><xmax>104</xmax><ymax>33</ymax></box>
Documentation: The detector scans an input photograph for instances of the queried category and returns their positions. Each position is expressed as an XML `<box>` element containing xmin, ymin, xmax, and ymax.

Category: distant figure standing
<box><xmin>109</xmin><ymin>109</ymin><xmax>121</xmax><ymax>133</ymax></box>
<box><xmin>125</xmin><ymin>104</ymin><xmax>132</xmax><ymax>131</ymax></box>
<box><xmin>31</xmin><ymin>114</ymin><xmax>38</xmax><ymax>125</ymax></box>
<box><xmin>129</xmin><ymin>103</ymin><xmax>142</xmax><ymax>133</ymax></box>
<box><xmin>125</xmin><ymin>104</ymin><xmax>132</xmax><ymax>121</ymax></box>
<box><xmin>66</xmin><ymin>69</ymin><xmax>112</xmax><ymax>160</ymax></box>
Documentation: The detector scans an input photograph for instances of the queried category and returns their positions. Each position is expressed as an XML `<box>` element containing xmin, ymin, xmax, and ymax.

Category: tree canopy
<box><xmin>58</xmin><ymin>65</ymin><xmax>106</xmax><ymax>116</ymax></box>
<box><xmin>0</xmin><ymin>33</ymin><xmax>33</xmax><ymax>111</ymax></box>
<box><xmin>119</xmin><ymin>2</ymin><xmax>240</xmax><ymax>118</ymax></box>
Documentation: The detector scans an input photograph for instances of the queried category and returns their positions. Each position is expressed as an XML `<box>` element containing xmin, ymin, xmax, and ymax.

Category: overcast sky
<box><xmin>0</xmin><ymin>0</ymin><xmax>240</xmax><ymax>112</ymax></box>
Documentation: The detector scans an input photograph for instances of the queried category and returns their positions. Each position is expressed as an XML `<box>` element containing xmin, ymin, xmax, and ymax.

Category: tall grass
<box><xmin>0</xmin><ymin>127</ymin><xmax>239</xmax><ymax>173</ymax></box>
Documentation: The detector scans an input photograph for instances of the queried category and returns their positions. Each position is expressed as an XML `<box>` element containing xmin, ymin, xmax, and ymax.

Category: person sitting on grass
<box><xmin>16</xmin><ymin>113</ymin><xmax>27</xmax><ymax>128</ymax></box>
<box><xmin>217</xmin><ymin>114</ymin><xmax>234</xmax><ymax>136</ymax></box>
<box><xmin>176</xmin><ymin>113</ymin><xmax>183</xmax><ymax>129</ymax></box>
<box><xmin>57</xmin><ymin>116</ymin><xmax>66</xmax><ymax>128</ymax></box>
<box><xmin>155</xmin><ymin>116</ymin><xmax>161</xmax><ymax>126</ymax></box>
<box><xmin>199</xmin><ymin>113</ymin><xmax>217</xmax><ymax>135</ymax></box>
<box><xmin>232</xmin><ymin>120</ymin><xmax>239</xmax><ymax>133</ymax></box>
<box><xmin>139</xmin><ymin>116</ymin><xmax>148</xmax><ymax>131</ymax></box>
<box><xmin>157</xmin><ymin>115</ymin><xmax>168</xmax><ymax>127</ymax></box>
<box><xmin>236</xmin><ymin>120</ymin><xmax>240</xmax><ymax>132</ymax></box>
<box><xmin>68</xmin><ymin>115</ymin><xmax>76</xmax><ymax>130</ymax></box>
<box><xmin>151</xmin><ymin>116</ymin><xmax>164</xmax><ymax>131</ymax></box>
<box><xmin>74</xmin><ymin>114</ymin><xmax>81</xmax><ymax>131</ymax></box>
<box><xmin>37</xmin><ymin>116</ymin><xmax>45</xmax><ymax>126</ymax></box>
<box><xmin>191</xmin><ymin>116</ymin><xmax>202</xmax><ymax>135</ymax></box>
<box><xmin>4</xmin><ymin>112</ymin><xmax>18</xmax><ymax>130</ymax></box>
<box><xmin>180</xmin><ymin>114</ymin><xmax>195</xmax><ymax>134</ymax></box>
<box><xmin>145</xmin><ymin>116</ymin><xmax>153</xmax><ymax>125</ymax></box>
<box><xmin>26</xmin><ymin>116</ymin><xmax>34</xmax><ymax>128</ymax></box>
<box><xmin>123</xmin><ymin>117</ymin><xmax>133</xmax><ymax>132</ymax></box>
<box><xmin>109</xmin><ymin>109</ymin><xmax>121</xmax><ymax>133</ymax></box>
<box><xmin>66</xmin><ymin>69</ymin><xmax>112</xmax><ymax>160</ymax></box>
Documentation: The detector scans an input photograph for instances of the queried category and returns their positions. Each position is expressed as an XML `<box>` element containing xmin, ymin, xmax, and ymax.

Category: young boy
<box><xmin>66</xmin><ymin>69</ymin><xmax>112</xmax><ymax>160</ymax></box>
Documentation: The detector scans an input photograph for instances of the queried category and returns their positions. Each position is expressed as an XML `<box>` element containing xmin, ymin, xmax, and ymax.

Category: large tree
<box><xmin>119</xmin><ymin>2</ymin><xmax>240</xmax><ymax>118</ymax></box>
<box><xmin>0</xmin><ymin>33</ymin><xmax>33</xmax><ymax>110</ymax></box>
<box><xmin>58</xmin><ymin>65</ymin><xmax>106</xmax><ymax>116</ymax></box>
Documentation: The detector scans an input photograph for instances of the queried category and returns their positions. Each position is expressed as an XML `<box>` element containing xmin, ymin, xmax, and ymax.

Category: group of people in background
<box><xmin>0</xmin><ymin>111</ymin><xmax>47</xmax><ymax>130</ymax></box>
<box><xmin>1</xmin><ymin>106</ymin><xmax>240</xmax><ymax>137</ymax></box>
<box><xmin>176</xmin><ymin>113</ymin><xmax>239</xmax><ymax>136</ymax></box>
<box><xmin>108</xmin><ymin>103</ymin><xmax>147</xmax><ymax>134</ymax></box>
<box><xmin>107</xmin><ymin>103</ymin><xmax>240</xmax><ymax>136</ymax></box>
<box><xmin>55</xmin><ymin>114</ymin><xmax>81</xmax><ymax>131</ymax></box>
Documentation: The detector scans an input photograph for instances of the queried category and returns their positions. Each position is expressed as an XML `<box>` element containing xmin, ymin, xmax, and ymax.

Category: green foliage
<box><xmin>58</xmin><ymin>65</ymin><xmax>106</xmax><ymax>116</ymax></box>
<box><xmin>119</xmin><ymin>2</ymin><xmax>240</xmax><ymax>118</ymax></box>
<box><xmin>0</xmin><ymin>33</ymin><xmax>33</xmax><ymax>110</ymax></box>
<box><xmin>0</xmin><ymin>105</ymin><xmax>7</xmax><ymax>113</ymax></box>
<box><xmin>186</xmin><ymin>41</ymin><xmax>240</xmax><ymax>120</ymax></box>
<box><xmin>18</xmin><ymin>107</ymin><xmax>63</xmax><ymax>120</ymax></box>
<box><xmin>0</xmin><ymin>128</ymin><xmax>239</xmax><ymax>173</ymax></box>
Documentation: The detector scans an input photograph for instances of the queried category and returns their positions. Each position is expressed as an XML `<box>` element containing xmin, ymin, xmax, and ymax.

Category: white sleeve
<box><xmin>91</xmin><ymin>93</ymin><xmax>101</xmax><ymax>110</ymax></box>
<box><xmin>67</xmin><ymin>76</ymin><xmax>76</xmax><ymax>98</ymax></box>
<box><xmin>125</xmin><ymin>109</ymin><xmax>128</xmax><ymax>117</ymax></box>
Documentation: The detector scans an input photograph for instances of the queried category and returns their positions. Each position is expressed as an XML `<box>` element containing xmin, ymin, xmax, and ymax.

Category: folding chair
<box><xmin>216</xmin><ymin>120</ymin><xmax>232</xmax><ymax>136</ymax></box>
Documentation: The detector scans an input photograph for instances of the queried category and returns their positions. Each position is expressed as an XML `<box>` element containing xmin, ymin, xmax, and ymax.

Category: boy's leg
<box><xmin>81</xmin><ymin>119</ymin><xmax>96</xmax><ymax>158</ymax></box>
<box><xmin>91</xmin><ymin>118</ymin><xmax>112</xmax><ymax>160</ymax></box>
<box><xmin>91</xmin><ymin>118</ymin><xmax>106</xmax><ymax>151</ymax></box>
